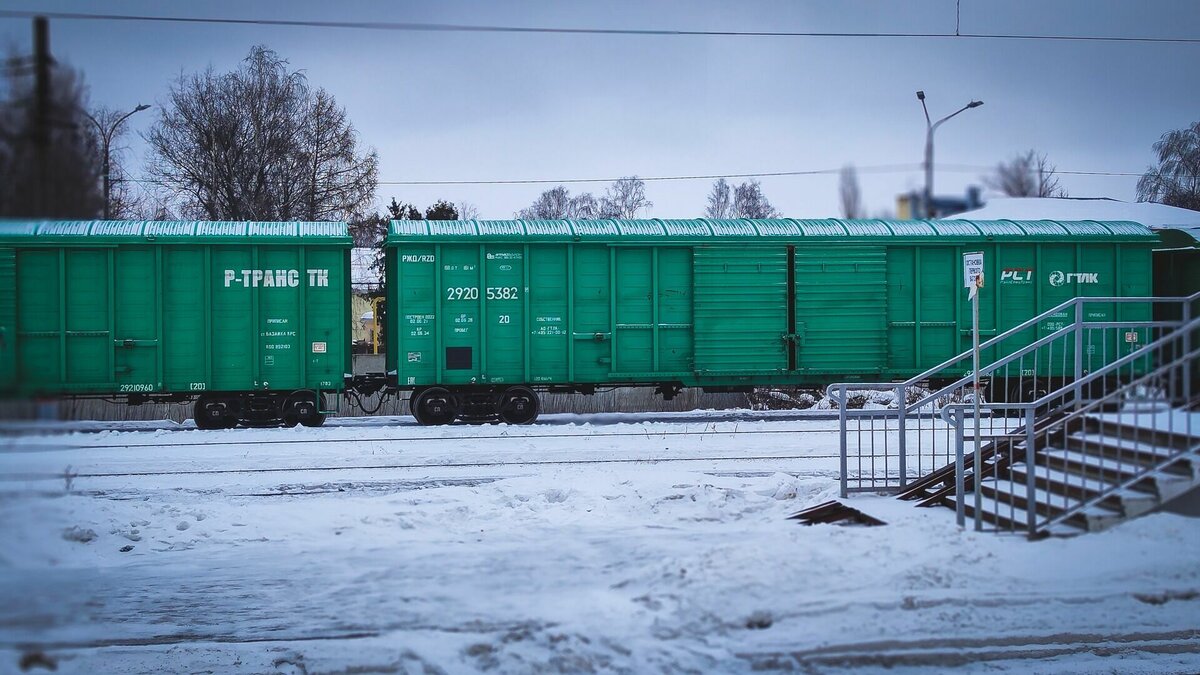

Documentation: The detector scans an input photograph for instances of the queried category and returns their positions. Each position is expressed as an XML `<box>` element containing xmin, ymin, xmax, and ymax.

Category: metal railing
<box><xmin>830</xmin><ymin>292</ymin><xmax>1199</xmax><ymax>498</ymax></box>
<box><xmin>943</xmin><ymin>316</ymin><xmax>1199</xmax><ymax>534</ymax></box>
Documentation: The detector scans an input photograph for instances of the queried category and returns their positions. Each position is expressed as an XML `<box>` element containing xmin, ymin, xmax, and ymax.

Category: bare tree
<box><xmin>85</xmin><ymin>105</ymin><xmax>144</xmax><ymax>219</ymax></box>
<box><xmin>983</xmin><ymin>150</ymin><xmax>1067</xmax><ymax>198</ymax></box>
<box><xmin>146</xmin><ymin>46</ymin><xmax>378</xmax><ymax>221</ymax></box>
<box><xmin>296</xmin><ymin>89</ymin><xmax>378</xmax><ymax>221</ymax></box>
<box><xmin>517</xmin><ymin>185</ymin><xmax>573</xmax><ymax>219</ymax></box>
<box><xmin>349</xmin><ymin>212</ymin><xmax>387</xmax><ymax>248</ymax></box>
<box><xmin>519</xmin><ymin>177</ymin><xmax>650</xmax><ymax>220</ymax></box>
<box><xmin>732</xmin><ymin>179</ymin><xmax>781</xmax><ymax>218</ymax></box>
<box><xmin>705</xmin><ymin>178</ymin><xmax>733</xmax><ymax>219</ymax></box>
<box><xmin>135</xmin><ymin>192</ymin><xmax>177</xmax><ymax>221</ymax></box>
<box><xmin>1137</xmin><ymin>120</ymin><xmax>1200</xmax><ymax>210</ymax></box>
<box><xmin>0</xmin><ymin>58</ymin><xmax>103</xmax><ymax>217</ymax></box>
<box><xmin>839</xmin><ymin>165</ymin><xmax>863</xmax><ymax>219</ymax></box>
<box><xmin>456</xmin><ymin>201</ymin><xmax>480</xmax><ymax>220</ymax></box>
<box><xmin>600</xmin><ymin>176</ymin><xmax>652</xmax><ymax>218</ymax></box>
<box><xmin>569</xmin><ymin>192</ymin><xmax>601</xmax><ymax>219</ymax></box>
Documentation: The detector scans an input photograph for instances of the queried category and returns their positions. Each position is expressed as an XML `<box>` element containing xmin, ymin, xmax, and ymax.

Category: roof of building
<box><xmin>387</xmin><ymin>218</ymin><xmax>1157</xmax><ymax>243</ymax></box>
<box><xmin>958</xmin><ymin>197</ymin><xmax>1200</xmax><ymax>229</ymax></box>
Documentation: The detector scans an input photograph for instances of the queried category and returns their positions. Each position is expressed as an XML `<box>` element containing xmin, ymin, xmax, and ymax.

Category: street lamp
<box><xmin>84</xmin><ymin>103</ymin><xmax>151</xmax><ymax>219</ymax></box>
<box><xmin>917</xmin><ymin>91</ymin><xmax>982</xmax><ymax>219</ymax></box>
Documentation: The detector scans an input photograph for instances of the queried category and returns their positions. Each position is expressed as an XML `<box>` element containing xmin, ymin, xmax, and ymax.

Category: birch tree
<box><xmin>1137</xmin><ymin>120</ymin><xmax>1200</xmax><ymax>210</ymax></box>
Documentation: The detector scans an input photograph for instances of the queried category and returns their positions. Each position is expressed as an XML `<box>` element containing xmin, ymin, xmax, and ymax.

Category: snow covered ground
<box><xmin>2</xmin><ymin>411</ymin><xmax>1199</xmax><ymax>674</ymax></box>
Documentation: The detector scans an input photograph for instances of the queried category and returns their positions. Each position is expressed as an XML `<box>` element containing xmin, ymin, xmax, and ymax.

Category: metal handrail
<box><xmin>913</xmin><ymin>320</ymin><xmax>1177</xmax><ymax>416</ymax></box>
<box><xmin>827</xmin><ymin>292</ymin><xmax>1200</xmax><ymax>406</ymax></box>
<box><xmin>944</xmin><ymin>317</ymin><xmax>1199</xmax><ymax>534</ymax></box>
<box><xmin>941</xmin><ymin>315</ymin><xmax>1200</xmax><ymax>423</ymax></box>
<box><xmin>834</xmin><ymin>291</ymin><xmax>1199</xmax><ymax>498</ymax></box>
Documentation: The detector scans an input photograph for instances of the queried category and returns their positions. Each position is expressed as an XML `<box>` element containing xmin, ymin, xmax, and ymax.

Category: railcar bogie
<box><xmin>408</xmin><ymin>384</ymin><xmax>541</xmax><ymax>425</ymax></box>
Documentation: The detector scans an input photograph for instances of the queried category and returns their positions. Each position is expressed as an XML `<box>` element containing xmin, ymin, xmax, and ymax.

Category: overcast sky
<box><xmin>2</xmin><ymin>0</ymin><xmax>1198</xmax><ymax>220</ymax></box>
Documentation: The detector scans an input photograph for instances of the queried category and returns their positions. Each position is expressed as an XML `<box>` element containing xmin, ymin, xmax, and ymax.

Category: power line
<box><xmin>120</xmin><ymin>163</ymin><xmax>1163</xmax><ymax>189</ymax></box>
<box><xmin>0</xmin><ymin>10</ymin><xmax>1198</xmax><ymax>45</ymax></box>
<box><xmin>115</xmin><ymin>164</ymin><xmax>933</xmax><ymax>188</ymax></box>
<box><xmin>936</xmin><ymin>164</ymin><xmax>1149</xmax><ymax>178</ymax></box>
<box><xmin>373</xmin><ymin>164</ymin><xmax>924</xmax><ymax>186</ymax></box>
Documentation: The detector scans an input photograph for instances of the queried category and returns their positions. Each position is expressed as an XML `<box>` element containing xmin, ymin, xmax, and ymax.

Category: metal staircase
<box><xmin>912</xmin><ymin>321</ymin><xmax>1199</xmax><ymax>536</ymax></box>
<box><xmin>829</xmin><ymin>292</ymin><xmax>1200</xmax><ymax>537</ymax></box>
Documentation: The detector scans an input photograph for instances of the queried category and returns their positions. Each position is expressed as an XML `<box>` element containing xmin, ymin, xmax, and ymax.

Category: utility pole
<box><xmin>32</xmin><ymin>17</ymin><xmax>49</xmax><ymax>147</ymax></box>
<box><xmin>32</xmin><ymin>16</ymin><xmax>50</xmax><ymax>215</ymax></box>
<box><xmin>84</xmin><ymin>104</ymin><xmax>151</xmax><ymax>219</ymax></box>
<box><xmin>916</xmin><ymin>91</ymin><xmax>983</xmax><ymax>219</ymax></box>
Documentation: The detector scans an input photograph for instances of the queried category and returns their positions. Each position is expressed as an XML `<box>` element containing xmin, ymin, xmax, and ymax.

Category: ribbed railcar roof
<box><xmin>386</xmin><ymin>218</ymin><xmax>1158</xmax><ymax>242</ymax></box>
<box><xmin>0</xmin><ymin>220</ymin><xmax>351</xmax><ymax>243</ymax></box>
<box><xmin>1152</xmin><ymin>225</ymin><xmax>1200</xmax><ymax>249</ymax></box>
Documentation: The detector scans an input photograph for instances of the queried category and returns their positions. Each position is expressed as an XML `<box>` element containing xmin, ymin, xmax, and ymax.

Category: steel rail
<box><xmin>19</xmin><ymin>425</ymin><xmax>843</xmax><ymax>452</ymax></box>
<box><xmin>4</xmin><ymin>452</ymin><xmax>845</xmax><ymax>481</ymax></box>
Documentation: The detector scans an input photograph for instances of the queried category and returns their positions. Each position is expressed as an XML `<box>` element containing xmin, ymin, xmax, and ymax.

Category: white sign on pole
<box><xmin>964</xmin><ymin>251</ymin><xmax>984</xmax><ymax>301</ymax></box>
<box><xmin>963</xmin><ymin>251</ymin><xmax>984</xmax><ymax>288</ymax></box>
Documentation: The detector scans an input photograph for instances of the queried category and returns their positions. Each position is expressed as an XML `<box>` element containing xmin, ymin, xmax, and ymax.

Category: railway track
<box><xmin>38</xmin><ymin>425</ymin><xmax>841</xmax><ymax>452</ymax></box>
<box><xmin>4</xmin><ymin>451</ymin><xmax>843</xmax><ymax>482</ymax></box>
<box><xmin>0</xmin><ymin>409</ymin><xmax>842</xmax><ymax>437</ymax></box>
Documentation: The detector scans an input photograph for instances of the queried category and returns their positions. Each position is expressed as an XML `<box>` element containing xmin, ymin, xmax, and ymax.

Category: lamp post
<box><xmin>917</xmin><ymin>91</ymin><xmax>982</xmax><ymax>219</ymax></box>
<box><xmin>84</xmin><ymin>103</ymin><xmax>150</xmax><ymax>219</ymax></box>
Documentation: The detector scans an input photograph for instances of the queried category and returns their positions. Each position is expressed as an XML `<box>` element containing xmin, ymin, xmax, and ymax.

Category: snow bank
<box><xmin>2</xmin><ymin>416</ymin><xmax>1198</xmax><ymax>673</ymax></box>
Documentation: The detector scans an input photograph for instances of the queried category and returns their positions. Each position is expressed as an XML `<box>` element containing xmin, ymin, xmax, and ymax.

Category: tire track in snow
<box><xmin>739</xmin><ymin>629</ymin><xmax>1200</xmax><ymax>670</ymax></box>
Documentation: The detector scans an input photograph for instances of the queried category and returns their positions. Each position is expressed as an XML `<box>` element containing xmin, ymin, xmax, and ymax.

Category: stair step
<box><xmin>977</xmin><ymin>478</ymin><xmax>1078</xmax><ymax>519</ymax></box>
<box><xmin>1007</xmin><ymin>463</ymin><xmax>1157</xmax><ymax>503</ymax></box>
<box><xmin>1083</xmin><ymin>412</ymin><xmax>1200</xmax><ymax>451</ymax></box>
<box><xmin>1040</xmin><ymin>448</ymin><xmax>1162</xmax><ymax>484</ymax></box>
<box><xmin>982</xmin><ymin>471</ymin><xmax>1161</xmax><ymax>521</ymax></box>
<box><xmin>951</xmin><ymin>492</ymin><xmax>1084</xmax><ymax>536</ymax></box>
<box><xmin>1036</xmin><ymin>446</ymin><xmax>1195</xmax><ymax>487</ymax></box>
<box><xmin>1064</xmin><ymin>432</ymin><xmax>1190</xmax><ymax>470</ymax></box>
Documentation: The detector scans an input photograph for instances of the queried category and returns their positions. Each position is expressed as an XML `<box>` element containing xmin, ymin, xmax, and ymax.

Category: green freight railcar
<box><xmin>385</xmin><ymin>218</ymin><xmax>1157</xmax><ymax>425</ymax></box>
<box><xmin>1153</xmin><ymin>226</ymin><xmax>1200</xmax><ymax>303</ymax></box>
<box><xmin>0</xmin><ymin>221</ymin><xmax>352</xmax><ymax>428</ymax></box>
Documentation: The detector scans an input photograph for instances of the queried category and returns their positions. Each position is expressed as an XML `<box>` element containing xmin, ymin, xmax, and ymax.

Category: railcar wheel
<box><xmin>412</xmin><ymin>387</ymin><xmax>457</xmax><ymax>425</ymax></box>
<box><xmin>194</xmin><ymin>395</ymin><xmax>231</xmax><ymax>430</ymax></box>
<box><xmin>282</xmin><ymin>391</ymin><xmax>326</xmax><ymax>428</ymax></box>
<box><xmin>497</xmin><ymin>386</ymin><xmax>539</xmax><ymax>425</ymax></box>
<box><xmin>301</xmin><ymin>393</ymin><xmax>327</xmax><ymax>427</ymax></box>
<box><xmin>1009</xmin><ymin>378</ymin><xmax>1049</xmax><ymax>404</ymax></box>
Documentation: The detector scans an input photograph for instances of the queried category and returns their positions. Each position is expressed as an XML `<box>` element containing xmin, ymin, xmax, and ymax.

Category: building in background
<box><xmin>351</xmin><ymin>247</ymin><xmax>384</xmax><ymax>353</ymax></box>
<box><xmin>897</xmin><ymin>185</ymin><xmax>983</xmax><ymax>219</ymax></box>
<box><xmin>954</xmin><ymin>196</ymin><xmax>1200</xmax><ymax>229</ymax></box>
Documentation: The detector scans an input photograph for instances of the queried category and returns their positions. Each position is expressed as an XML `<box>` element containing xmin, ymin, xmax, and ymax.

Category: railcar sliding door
<box><xmin>692</xmin><ymin>245</ymin><xmax>789</xmax><ymax>374</ymax></box>
<box><xmin>793</xmin><ymin>245</ymin><xmax>887</xmax><ymax>375</ymax></box>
